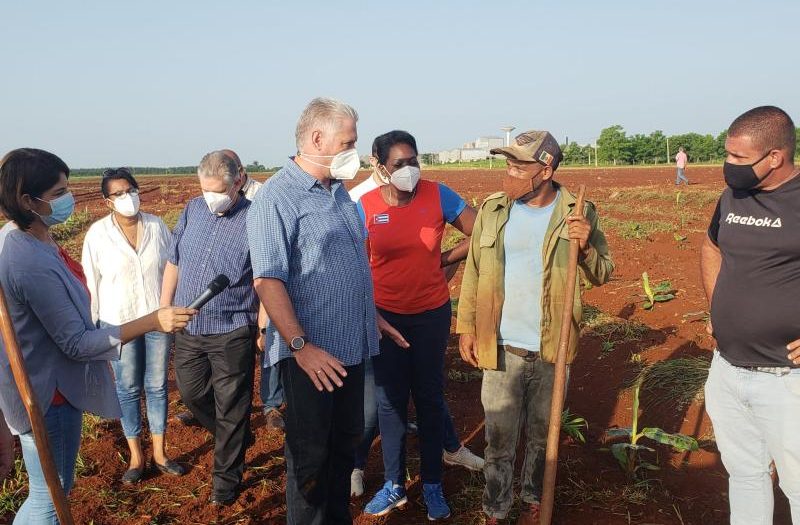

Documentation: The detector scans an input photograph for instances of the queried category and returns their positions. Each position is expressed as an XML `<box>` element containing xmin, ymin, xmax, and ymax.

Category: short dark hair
<box><xmin>101</xmin><ymin>168</ymin><xmax>139</xmax><ymax>198</ymax></box>
<box><xmin>728</xmin><ymin>105</ymin><xmax>796</xmax><ymax>159</ymax></box>
<box><xmin>0</xmin><ymin>148</ymin><xmax>70</xmax><ymax>230</ymax></box>
<box><xmin>372</xmin><ymin>130</ymin><xmax>418</xmax><ymax>165</ymax></box>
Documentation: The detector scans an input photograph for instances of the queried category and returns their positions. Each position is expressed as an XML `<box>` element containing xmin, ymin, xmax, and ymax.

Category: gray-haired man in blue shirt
<box><xmin>161</xmin><ymin>151</ymin><xmax>258</xmax><ymax>507</ymax></box>
<box><xmin>247</xmin><ymin>97</ymin><xmax>407</xmax><ymax>525</ymax></box>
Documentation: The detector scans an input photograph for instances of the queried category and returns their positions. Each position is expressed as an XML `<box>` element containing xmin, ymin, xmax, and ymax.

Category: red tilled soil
<box><xmin>1</xmin><ymin>166</ymin><xmax>793</xmax><ymax>524</ymax></box>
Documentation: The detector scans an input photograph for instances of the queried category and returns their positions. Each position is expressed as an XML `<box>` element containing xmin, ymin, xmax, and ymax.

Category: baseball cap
<box><xmin>490</xmin><ymin>130</ymin><xmax>563</xmax><ymax>169</ymax></box>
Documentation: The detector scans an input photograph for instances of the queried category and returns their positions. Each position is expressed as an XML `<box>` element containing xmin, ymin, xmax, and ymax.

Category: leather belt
<box><xmin>740</xmin><ymin>365</ymin><xmax>793</xmax><ymax>377</ymax></box>
<box><xmin>499</xmin><ymin>344</ymin><xmax>538</xmax><ymax>361</ymax></box>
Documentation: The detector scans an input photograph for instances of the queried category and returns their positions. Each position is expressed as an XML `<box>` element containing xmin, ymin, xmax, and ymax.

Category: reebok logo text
<box><xmin>725</xmin><ymin>213</ymin><xmax>782</xmax><ymax>228</ymax></box>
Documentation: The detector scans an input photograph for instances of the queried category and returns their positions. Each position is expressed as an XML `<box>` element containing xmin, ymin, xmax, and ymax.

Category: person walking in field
<box><xmin>675</xmin><ymin>146</ymin><xmax>689</xmax><ymax>185</ymax></box>
<box><xmin>701</xmin><ymin>105</ymin><xmax>800</xmax><ymax>525</ymax></box>
<box><xmin>457</xmin><ymin>131</ymin><xmax>614</xmax><ymax>525</ymax></box>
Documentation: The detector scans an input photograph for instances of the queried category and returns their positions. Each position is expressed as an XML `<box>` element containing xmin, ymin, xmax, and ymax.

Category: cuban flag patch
<box><xmin>373</xmin><ymin>213</ymin><xmax>390</xmax><ymax>225</ymax></box>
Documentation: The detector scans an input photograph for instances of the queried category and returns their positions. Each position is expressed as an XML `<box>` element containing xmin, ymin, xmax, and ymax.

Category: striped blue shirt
<box><xmin>247</xmin><ymin>158</ymin><xmax>379</xmax><ymax>367</ymax></box>
<box><xmin>169</xmin><ymin>195</ymin><xmax>257</xmax><ymax>335</ymax></box>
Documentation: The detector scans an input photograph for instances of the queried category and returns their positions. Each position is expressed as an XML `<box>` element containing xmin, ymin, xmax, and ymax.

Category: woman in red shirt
<box><xmin>355</xmin><ymin>131</ymin><xmax>477</xmax><ymax>520</ymax></box>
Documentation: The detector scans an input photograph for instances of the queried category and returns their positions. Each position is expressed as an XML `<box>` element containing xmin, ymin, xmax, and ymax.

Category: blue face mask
<box><xmin>34</xmin><ymin>192</ymin><xmax>75</xmax><ymax>226</ymax></box>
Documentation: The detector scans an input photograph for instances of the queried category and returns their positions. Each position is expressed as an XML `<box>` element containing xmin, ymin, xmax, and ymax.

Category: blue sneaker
<box><xmin>423</xmin><ymin>483</ymin><xmax>451</xmax><ymax>521</ymax></box>
<box><xmin>364</xmin><ymin>480</ymin><xmax>407</xmax><ymax>516</ymax></box>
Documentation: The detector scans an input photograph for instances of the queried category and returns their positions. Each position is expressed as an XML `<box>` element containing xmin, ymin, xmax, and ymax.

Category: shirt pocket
<box><xmin>479</xmin><ymin>233</ymin><xmax>497</xmax><ymax>248</ymax></box>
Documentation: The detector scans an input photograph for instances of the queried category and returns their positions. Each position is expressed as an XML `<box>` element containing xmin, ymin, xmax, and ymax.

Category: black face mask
<box><xmin>723</xmin><ymin>150</ymin><xmax>772</xmax><ymax>190</ymax></box>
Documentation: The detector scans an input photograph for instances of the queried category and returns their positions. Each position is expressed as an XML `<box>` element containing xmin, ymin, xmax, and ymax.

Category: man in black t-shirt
<box><xmin>701</xmin><ymin>105</ymin><xmax>800</xmax><ymax>525</ymax></box>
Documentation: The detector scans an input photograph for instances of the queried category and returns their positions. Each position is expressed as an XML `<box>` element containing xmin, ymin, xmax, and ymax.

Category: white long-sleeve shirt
<box><xmin>81</xmin><ymin>212</ymin><xmax>171</xmax><ymax>325</ymax></box>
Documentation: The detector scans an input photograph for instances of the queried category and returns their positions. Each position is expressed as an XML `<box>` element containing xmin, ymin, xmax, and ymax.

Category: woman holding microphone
<box><xmin>0</xmin><ymin>148</ymin><xmax>194</xmax><ymax>524</ymax></box>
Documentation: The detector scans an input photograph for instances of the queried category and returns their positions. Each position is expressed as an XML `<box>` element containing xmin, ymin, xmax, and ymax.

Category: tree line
<box><xmin>71</xmin><ymin>161</ymin><xmax>274</xmax><ymax>177</ymax></box>
<box><xmin>561</xmin><ymin>125</ymin><xmax>800</xmax><ymax>166</ymax></box>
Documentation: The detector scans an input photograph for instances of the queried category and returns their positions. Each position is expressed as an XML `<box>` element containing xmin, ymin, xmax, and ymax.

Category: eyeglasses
<box><xmin>103</xmin><ymin>167</ymin><xmax>133</xmax><ymax>178</ymax></box>
<box><xmin>107</xmin><ymin>188</ymin><xmax>139</xmax><ymax>199</ymax></box>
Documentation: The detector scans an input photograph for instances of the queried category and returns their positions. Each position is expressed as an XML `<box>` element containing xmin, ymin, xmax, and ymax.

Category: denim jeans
<box><xmin>354</xmin><ymin>357</ymin><xmax>462</xmax><ymax>469</ymax></box>
<box><xmin>705</xmin><ymin>350</ymin><xmax>800</xmax><ymax>525</ymax></box>
<box><xmin>259</xmin><ymin>352</ymin><xmax>283</xmax><ymax>410</ymax></box>
<box><xmin>101</xmin><ymin>321</ymin><xmax>171</xmax><ymax>438</ymax></box>
<box><xmin>481</xmin><ymin>348</ymin><xmax>559</xmax><ymax>519</ymax></box>
<box><xmin>373</xmin><ymin>301</ymin><xmax>450</xmax><ymax>485</ymax></box>
<box><xmin>675</xmin><ymin>167</ymin><xmax>689</xmax><ymax>185</ymax></box>
<box><xmin>15</xmin><ymin>403</ymin><xmax>82</xmax><ymax>525</ymax></box>
<box><xmin>281</xmin><ymin>358</ymin><xmax>364</xmax><ymax>525</ymax></box>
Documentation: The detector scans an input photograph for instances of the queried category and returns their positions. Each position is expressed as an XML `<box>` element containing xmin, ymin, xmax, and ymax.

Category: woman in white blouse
<box><xmin>82</xmin><ymin>168</ymin><xmax>184</xmax><ymax>483</ymax></box>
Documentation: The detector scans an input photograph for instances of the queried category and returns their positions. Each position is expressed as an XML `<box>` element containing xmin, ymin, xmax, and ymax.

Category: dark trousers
<box><xmin>354</xmin><ymin>356</ymin><xmax>462</xmax><ymax>469</ymax></box>
<box><xmin>174</xmin><ymin>325</ymin><xmax>256</xmax><ymax>498</ymax></box>
<box><xmin>373</xmin><ymin>301</ymin><xmax>450</xmax><ymax>485</ymax></box>
<box><xmin>281</xmin><ymin>357</ymin><xmax>365</xmax><ymax>525</ymax></box>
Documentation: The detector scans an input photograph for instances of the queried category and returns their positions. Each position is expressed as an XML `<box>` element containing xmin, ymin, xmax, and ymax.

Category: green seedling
<box><xmin>605</xmin><ymin>379</ymin><xmax>698</xmax><ymax>480</ymax></box>
<box><xmin>562</xmin><ymin>409</ymin><xmax>588</xmax><ymax>444</ymax></box>
<box><xmin>641</xmin><ymin>272</ymin><xmax>675</xmax><ymax>310</ymax></box>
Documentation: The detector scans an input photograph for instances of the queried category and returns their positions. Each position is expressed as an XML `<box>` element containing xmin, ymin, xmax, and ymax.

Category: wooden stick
<box><xmin>0</xmin><ymin>283</ymin><xmax>75</xmax><ymax>525</ymax></box>
<box><xmin>539</xmin><ymin>185</ymin><xmax>586</xmax><ymax>525</ymax></box>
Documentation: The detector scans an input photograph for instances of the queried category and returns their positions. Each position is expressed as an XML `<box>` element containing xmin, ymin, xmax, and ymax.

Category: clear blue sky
<box><xmin>1</xmin><ymin>0</ymin><xmax>797</xmax><ymax>168</ymax></box>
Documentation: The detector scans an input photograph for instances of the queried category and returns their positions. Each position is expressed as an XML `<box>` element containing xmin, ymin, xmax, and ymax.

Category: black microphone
<box><xmin>187</xmin><ymin>275</ymin><xmax>230</xmax><ymax>310</ymax></box>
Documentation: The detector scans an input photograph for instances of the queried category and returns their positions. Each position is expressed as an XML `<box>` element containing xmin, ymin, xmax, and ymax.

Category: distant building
<box><xmin>434</xmin><ymin>136</ymin><xmax>504</xmax><ymax>164</ymax></box>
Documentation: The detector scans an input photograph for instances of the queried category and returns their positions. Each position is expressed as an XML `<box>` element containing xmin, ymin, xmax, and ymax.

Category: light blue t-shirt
<box><xmin>498</xmin><ymin>192</ymin><xmax>559</xmax><ymax>352</ymax></box>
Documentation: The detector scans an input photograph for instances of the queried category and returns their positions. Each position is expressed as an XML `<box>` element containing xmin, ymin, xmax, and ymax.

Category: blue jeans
<box><xmin>102</xmin><ymin>321</ymin><xmax>171</xmax><ymax>438</ymax></box>
<box><xmin>259</xmin><ymin>352</ymin><xmax>284</xmax><ymax>410</ymax></box>
<box><xmin>354</xmin><ymin>357</ymin><xmax>461</xmax><ymax>469</ymax></box>
<box><xmin>705</xmin><ymin>350</ymin><xmax>800</xmax><ymax>524</ymax></box>
<box><xmin>373</xmin><ymin>301</ymin><xmax>450</xmax><ymax>485</ymax></box>
<box><xmin>675</xmin><ymin>167</ymin><xmax>688</xmax><ymax>185</ymax></box>
<box><xmin>15</xmin><ymin>403</ymin><xmax>82</xmax><ymax>525</ymax></box>
<box><xmin>481</xmin><ymin>349</ymin><xmax>558</xmax><ymax>519</ymax></box>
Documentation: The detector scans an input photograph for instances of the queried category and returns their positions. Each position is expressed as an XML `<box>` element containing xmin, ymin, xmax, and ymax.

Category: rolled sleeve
<box><xmin>168</xmin><ymin>205</ymin><xmax>189</xmax><ymax>266</ymax></box>
<box><xmin>247</xmin><ymin>188</ymin><xmax>297</xmax><ymax>282</ymax></box>
<box><xmin>578</xmin><ymin>203</ymin><xmax>614</xmax><ymax>286</ymax></box>
<box><xmin>455</xmin><ymin>207</ymin><xmax>483</xmax><ymax>334</ymax></box>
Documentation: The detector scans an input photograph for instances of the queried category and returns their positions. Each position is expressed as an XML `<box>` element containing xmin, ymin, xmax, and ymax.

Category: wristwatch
<box><xmin>289</xmin><ymin>335</ymin><xmax>308</xmax><ymax>352</ymax></box>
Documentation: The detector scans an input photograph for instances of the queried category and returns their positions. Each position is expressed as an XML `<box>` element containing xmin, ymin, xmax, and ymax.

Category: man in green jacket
<box><xmin>456</xmin><ymin>130</ymin><xmax>613</xmax><ymax>525</ymax></box>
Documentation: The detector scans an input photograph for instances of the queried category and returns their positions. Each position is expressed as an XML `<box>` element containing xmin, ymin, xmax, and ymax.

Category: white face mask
<box><xmin>203</xmin><ymin>179</ymin><xmax>240</xmax><ymax>214</ymax></box>
<box><xmin>388</xmin><ymin>165</ymin><xmax>421</xmax><ymax>192</ymax></box>
<box><xmin>112</xmin><ymin>193</ymin><xmax>140</xmax><ymax>217</ymax></box>
<box><xmin>301</xmin><ymin>148</ymin><xmax>361</xmax><ymax>180</ymax></box>
<box><xmin>203</xmin><ymin>191</ymin><xmax>232</xmax><ymax>214</ymax></box>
